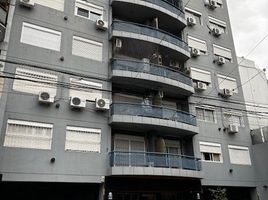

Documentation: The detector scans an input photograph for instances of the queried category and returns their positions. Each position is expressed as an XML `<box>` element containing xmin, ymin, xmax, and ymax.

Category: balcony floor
<box><xmin>110</xmin><ymin>115</ymin><xmax>199</xmax><ymax>137</ymax></box>
<box><xmin>109</xmin><ymin>166</ymin><xmax>204</xmax><ymax>179</ymax></box>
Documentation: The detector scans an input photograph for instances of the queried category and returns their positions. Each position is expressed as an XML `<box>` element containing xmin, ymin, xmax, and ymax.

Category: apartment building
<box><xmin>0</xmin><ymin>0</ymin><xmax>265</xmax><ymax>200</ymax></box>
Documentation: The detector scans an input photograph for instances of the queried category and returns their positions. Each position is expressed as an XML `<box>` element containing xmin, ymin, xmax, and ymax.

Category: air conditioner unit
<box><xmin>191</xmin><ymin>48</ymin><xmax>201</xmax><ymax>57</ymax></box>
<box><xmin>38</xmin><ymin>91</ymin><xmax>54</xmax><ymax>103</ymax></box>
<box><xmin>169</xmin><ymin>60</ymin><xmax>179</xmax><ymax>68</ymax></box>
<box><xmin>70</xmin><ymin>97</ymin><xmax>86</xmax><ymax>108</ymax></box>
<box><xmin>223</xmin><ymin>88</ymin><xmax>233</xmax><ymax>97</ymax></box>
<box><xmin>212</xmin><ymin>28</ymin><xmax>222</xmax><ymax>36</ymax></box>
<box><xmin>95</xmin><ymin>98</ymin><xmax>110</xmax><ymax>110</ymax></box>
<box><xmin>115</xmin><ymin>38</ymin><xmax>122</xmax><ymax>50</ymax></box>
<box><xmin>20</xmin><ymin>0</ymin><xmax>35</xmax><ymax>8</ymax></box>
<box><xmin>187</xmin><ymin>17</ymin><xmax>197</xmax><ymax>26</ymax></box>
<box><xmin>95</xmin><ymin>19</ymin><xmax>108</xmax><ymax>31</ymax></box>
<box><xmin>208</xmin><ymin>0</ymin><xmax>217</xmax><ymax>9</ymax></box>
<box><xmin>216</xmin><ymin>56</ymin><xmax>226</xmax><ymax>65</ymax></box>
<box><xmin>196</xmin><ymin>82</ymin><xmax>207</xmax><ymax>91</ymax></box>
<box><xmin>228</xmin><ymin>124</ymin><xmax>239</xmax><ymax>134</ymax></box>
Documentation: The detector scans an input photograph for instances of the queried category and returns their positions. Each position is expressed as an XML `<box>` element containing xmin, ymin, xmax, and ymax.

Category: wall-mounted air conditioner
<box><xmin>38</xmin><ymin>91</ymin><xmax>54</xmax><ymax>104</ymax></box>
<box><xmin>222</xmin><ymin>88</ymin><xmax>233</xmax><ymax>98</ymax></box>
<box><xmin>228</xmin><ymin>124</ymin><xmax>239</xmax><ymax>134</ymax></box>
<box><xmin>191</xmin><ymin>48</ymin><xmax>201</xmax><ymax>57</ymax></box>
<box><xmin>20</xmin><ymin>0</ymin><xmax>35</xmax><ymax>8</ymax></box>
<box><xmin>187</xmin><ymin>17</ymin><xmax>197</xmax><ymax>26</ymax></box>
<box><xmin>196</xmin><ymin>82</ymin><xmax>207</xmax><ymax>91</ymax></box>
<box><xmin>115</xmin><ymin>38</ymin><xmax>122</xmax><ymax>50</ymax></box>
<box><xmin>95</xmin><ymin>98</ymin><xmax>110</xmax><ymax>110</ymax></box>
<box><xmin>95</xmin><ymin>19</ymin><xmax>108</xmax><ymax>31</ymax></box>
<box><xmin>70</xmin><ymin>97</ymin><xmax>86</xmax><ymax>108</ymax></box>
<box><xmin>208</xmin><ymin>0</ymin><xmax>217</xmax><ymax>9</ymax></box>
<box><xmin>216</xmin><ymin>56</ymin><xmax>226</xmax><ymax>65</ymax></box>
<box><xmin>212</xmin><ymin>28</ymin><xmax>222</xmax><ymax>36</ymax></box>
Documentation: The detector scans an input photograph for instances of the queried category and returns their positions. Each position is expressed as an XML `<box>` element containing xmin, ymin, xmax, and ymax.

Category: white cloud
<box><xmin>227</xmin><ymin>0</ymin><xmax>268</xmax><ymax>71</ymax></box>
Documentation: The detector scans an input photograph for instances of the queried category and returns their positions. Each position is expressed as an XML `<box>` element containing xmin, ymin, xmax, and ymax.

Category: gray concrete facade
<box><xmin>0</xmin><ymin>0</ymin><xmax>265</xmax><ymax>200</ymax></box>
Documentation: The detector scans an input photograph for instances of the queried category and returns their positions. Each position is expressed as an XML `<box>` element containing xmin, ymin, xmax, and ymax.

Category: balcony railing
<box><xmin>110</xmin><ymin>151</ymin><xmax>202</xmax><ymax>171</ymax></box>
<box><xmin>111</xmin><ymin>20</ymin><xmax>189</xmax><ymax>52</ymax></box>
<box><xmin>112</xmin><ymin>59</ymin><xmax>193</xmax><ymax>86</ymax></box>
<box><xmin>111</xmin><ymin>103</ymin><xmax>197</xmax><ymax>126</ymax></box>
<box><xmin>141</xmin><ymin>0</ymin><xmax>185</xmax><ymax>18</ymax></box>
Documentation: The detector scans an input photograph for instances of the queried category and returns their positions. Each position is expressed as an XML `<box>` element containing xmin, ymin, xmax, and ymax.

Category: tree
<box><xmin>208</xmin><ymin>187</ymin><xmax>228</xmax><ymax>200</ymax></box>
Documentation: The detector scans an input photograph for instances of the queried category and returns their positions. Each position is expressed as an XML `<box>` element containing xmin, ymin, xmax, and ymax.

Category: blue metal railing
<box><xmin>110</xmin><ymin>151</ymin><xmax>202</xmax><ymax>171</ymax></box>
<box><xmin>112</xmin><ymin>59</ymin><xmax>193</xmax><ymax>86</ymax></box>
<box><xmin>111</xmin><ymin>103</ymin><xmax>197</xmax><ymax>126</ymax></box>
<box><xmin>141</xmin><ymin>0</ymin><xmax>185</xmax><ymax>18</ymax></box>
<box><xmin>112</xmin><ymin>20</ymin><xmax>189</xmax><ymax>52</ymax></box>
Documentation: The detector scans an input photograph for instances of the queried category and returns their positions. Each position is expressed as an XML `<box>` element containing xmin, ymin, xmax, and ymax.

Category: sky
<box><xmin>227</xmin><ymin>0</ymin><xmax>268</xmax><ymax>70</ymax></box>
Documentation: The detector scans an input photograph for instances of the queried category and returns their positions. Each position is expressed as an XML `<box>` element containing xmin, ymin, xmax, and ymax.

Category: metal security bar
<box><xmin>110</xmin><ymin>151</ymin><xmax>202</xmax><ymax>171</ymax></box>
<box><xmin>112</xmin><ymin>58</ymin><xmax>193</xmax><ymax>86</ymax></box>
<box><xmin>112</xmin><ymin>20</ymin><xmax>189</xmax><ymax>52</ymax></box>
<box><xmin>111</xmin><ymin>103</ymin><xmax>197</xmax><ymax>126</ymax></box>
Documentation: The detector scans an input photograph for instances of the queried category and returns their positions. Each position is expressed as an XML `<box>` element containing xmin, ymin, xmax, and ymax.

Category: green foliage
<box><xmin>208</xmin><ymin>187</ymin><xmax>228</xmax><ymax>200</ymax></box>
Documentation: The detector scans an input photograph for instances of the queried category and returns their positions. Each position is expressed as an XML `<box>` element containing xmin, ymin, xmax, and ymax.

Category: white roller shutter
<box><xmin>72</xmin><ymin>36</ymin><xmax>103</xmax><ymax>61</ymax></box>
<box><xmin>228</xmin><ymin>145</ymin><xmax>251</xmax><ymax>165</ymax></box>
<box><xmin>65</xmin><ymin>126</ymin><xmax>101</xmax><ymax>152</ymax></box>
<box><xmin>200</xmin><ymin>142</ymin><xmax>222</xmax><ymax>154</ymax></box>
<box><xmin>13</xmin><ymin>68</ymin><xmax>58</xmax><ymax>96</ymax></box>
<box><xmin>213</xmin><ymin>44</ymin><xmax>232</xmax><ymax>60</ymax></box>
<box><xmin>191</xmin><ymin>67</ymin><xmax>212</xmax><ymax>83</ymax></box>
<box><xmin>21</xmin><ymin>22</ymin><xmax>61</xmax><ymax>51</ymax></box>
<box><xmin>69</xmin><ymin>78</ymin><xmax>102</xmax><ymax>101</ymax></box>
<box><xmin>217</xmin><ymin>74</ymin><xmax>238</xmax><ymax>93</ymax></box>
<box><xmin>208</xmin><ymin>16</ymin><xmax>226</xmax><ymax>27</ymax></box>
<box><xmin>35</xmin><ymin>0</ymin><xmax>65</xmax><ymax>11</ymax></box>
<box><xmin>188</xmin><ymin>36</ymin><xmax>207</xmax><ymax>52</ymax></box>
<box><xmin>4</xmin><ymin>119</ymin><xmax>53</xmax><ymax>150</ymax></box>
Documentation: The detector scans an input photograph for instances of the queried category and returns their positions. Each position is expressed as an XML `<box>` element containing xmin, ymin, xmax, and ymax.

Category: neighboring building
<box><xmin>238</xmin><ymin>57</ymin><xmax>268</xmax><ymax>200</ymax></box>
<box><xmin>0</xmin><ymin>0</ymin><xmax>265</xmax><ymax>200</ymax></box>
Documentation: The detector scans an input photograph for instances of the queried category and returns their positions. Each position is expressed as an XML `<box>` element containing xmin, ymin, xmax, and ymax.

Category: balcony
<box><xmin>111</xmin><ymin>0</ymin><xmax>186</xmax><ymax>29</ymax></box>
<box><xmin>110</xmin><ymin>21</ymin><xmax>190</xmax><ymax>61</ymax></box>
<box><xmin>111</xmin><ymin>59</ymin><xmax>194</xmax><ymax>97</ymax></box>
<box><xmin>109</xmin><ymin>151</ymin><xmax>203</xmax><ymax>178</ymax></box>
<box><xmin>110</xmin><ymin>103</ymin><xmax>199</xmax><ymax>136</ymax></box>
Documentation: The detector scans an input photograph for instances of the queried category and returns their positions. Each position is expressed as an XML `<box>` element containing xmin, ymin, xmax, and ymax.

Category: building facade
<box><xmin>0</xmin><ymin>0</ymin><xmax>265</xmax><ymax>200</ymax></box>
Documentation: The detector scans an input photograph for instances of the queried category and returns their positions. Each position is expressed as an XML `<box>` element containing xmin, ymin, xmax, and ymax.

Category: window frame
<box><xmin>65</xmin><ymin>126</ymin><xmax>101</xmax><ymax>153</ymax></box>
<box><xmin>196</xmin><ymin>106</ymin><xmax>217</xmax><ymax>123</ymax></box>
<box><xmin>74</xmin><ymin>0</ymin><xmax>104</xmax><ymax>21</ymax></box>
<box><xmin>4</xmin><ymin>119</ymin><xmax>53</xmax><ymax>150</ymax></box>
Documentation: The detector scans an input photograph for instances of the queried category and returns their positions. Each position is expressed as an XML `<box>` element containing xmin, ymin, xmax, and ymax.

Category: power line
<box><xmin>194</xmin><ymin>33</ymin><xmax>268</xmax><ymax>107</ymax></box>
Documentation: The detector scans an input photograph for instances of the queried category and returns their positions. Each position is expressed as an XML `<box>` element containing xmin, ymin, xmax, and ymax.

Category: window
<box><xmin>200</xmin><ymin>142</ymin><xmax>223</xmax><ymax>163</ymax></box>
<box><xmin>217</xmin><ymin>74</ymin><xmax>238</xmax><ymax>93</ymax></box>
<box><xmin>165</xmin><ymin>140</ymin><xmax>181</xmax><ymax>155</ymax></box>
<box><xmin>185</xmin><ymin>7</ymin><xmax>202</xmax><ymax>25</ymax></box>
<box><xmin>208</xmin><ymin>16</ymin><xmax>227</xmax><ymax>34</ymax></box>
<box><xmin>65</xmin><ymin>126</ymin><xmax>101</xmax><ymax>152</ymax></box>
<box><xmin>69</xmin><ymin>78</ymin><xmax>102</xmax><ymax>101</ymax></box>
<box><xmin>188</xmin><ymin>36</ymin><xmax>207</xmax><ymax>53</ymax></box>
<box><xmin>4</xmin><ymin>119</ymin><xmax>53</xmax><ymax>150</ymax></box>
<box><xmin>228</xmin><ymin>145</ymin><xmax>251</xmax><ymax>165</ymax></box>
<box><xmin>34</xmin><ymin>0</ymin><xmax>65</xmax><ymax>11</ymax></box>
<box><xmin>114</xmin><ymin>135</ymin><xmax>145</xmax><ymax>152</ymax></box>
<box><xmin>196</xmin><ymin>107</ymin><xmax>216</xmax><ymax>123</ymax></box>
<box><xmin>21</xmin><ymin>22</ymin><xmax>62</xmax><ymax>51</ymax></box>
<box><xmin>191</xmin><ymin>67</ymin><xmax>212</xmax><ymax>86</ymax></box>
<box><xmin>213</xmin><ymin>44</ymin><xmax>232</xmax><ymax>61</ymax></box>
<box><xmin>72</xmin><ymin>36</ymin><xmax>103</xmax><ymax>61</ymax></box>
<box><xmin>13</xmin><ymin>68</ymin><xmax>58</xmax><ymax>96</ymax></box>
<box><xmin>75</xmin><ymin>0</ymin><xmax>103</xmax><ymax>21</ymax></box>
<box><xmin>223</xmin><ymin>112</ymin><xmax>244</xmax><ymax>127</ymax></box>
